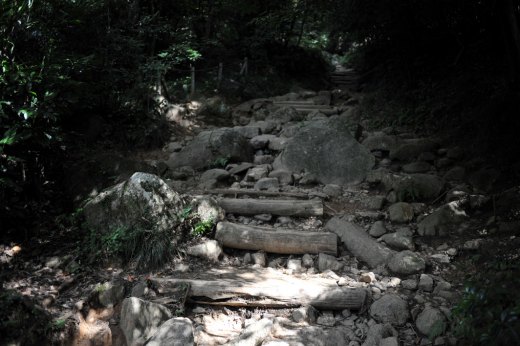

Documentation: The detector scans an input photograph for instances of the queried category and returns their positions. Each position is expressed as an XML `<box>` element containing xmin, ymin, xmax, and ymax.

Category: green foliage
<box><xmin>210</xmin><ymin>156</ymin><xmax>230</xmax><ymax>168</ymax></box>
<box><xmin>429</xmin><ymin>319</ymin><xmax>447</xmax><ymax>341</ymax></box>
<box><xmin>191</xmin><ymin>219</ymin><xmax>215</xmax><ymax>237</ymax></box>
<box><xmin>49</xmin><ymin>319</ymin><xmax>66</xmax><ymax>332</ymax></box>
<box><xmin>86</xmin><ymin>225</ymin><xmax>175</xmax><ymax>272</ymax></box>
<box><xmin>452</xmin><ymin>261</ymin><xmax>520</xmax><ymax>345</ymax></box>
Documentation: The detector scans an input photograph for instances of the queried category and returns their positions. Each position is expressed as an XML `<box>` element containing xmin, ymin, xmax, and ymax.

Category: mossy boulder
<box><xmin>84</xmin><ymin>172</ymin><xmax>185</xmax><ymax>236</ymax></box>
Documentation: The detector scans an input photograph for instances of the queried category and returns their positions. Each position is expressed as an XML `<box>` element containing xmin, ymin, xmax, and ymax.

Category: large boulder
<box><xmin>146</xmin><ymin>318</ymin><xmax>194</xmax><ymax>346</ymax></box>
<box><xmin>120</xmin><ymin>297</ymin><xmax>173</xmax><ymax>345</ymax></box>
<box><xmin>415</xmin><ymin>307</ymin><xmax>446</xmax><ymax>336</ymax></box>
<box><xmin>389</xmin><ymin>138</ymin><xmax>438</xmax><ymax>161</ymax></box>
<box><xmin>275</xmin><ymin>118</ymin><xmax>375</xmax><ymax>185</ymax></box>
<box><xmin>388</xmin><ymin>250</ymin><xmax>425</xmax><ymax>275</ymax></box>
<box><xmin>383</xmin><ymin>173</ymin><xmax>444</xmax><ymax>202</ymax></box>
<box><xmin>166</xmin><ymin>128</ymin><xmax>253</xmax><ymax>170</ymax></box>
<box><xmin>369</xmin><ymin>294</ymin><xmax>410</xmax><ymax>326</ymax></box>
<box><xmin>362</xmin><ymin>133</ymin><xmax>402</xmax><ymax>153</ymax></box>
<box><xmin>83</xmin><ymin>172</ymin><xmax>185</xmax><ymax>235</ymax></box>
<box><xmin>417</xmin><ymin>201</ymin><xmax>468</xmax><ymax>236</ymax></box>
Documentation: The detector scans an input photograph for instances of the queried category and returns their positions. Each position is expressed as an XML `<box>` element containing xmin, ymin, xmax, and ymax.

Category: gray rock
<box><xmin>287</xmin><ymin>259</ymin><xmax>303</xmax><ymax>272</ymax></box>
<box><xmin>268</xmin><ymin>169</ymin><xmax>293</xmax><ymax>185</ymax></box>
<box><xmin>251</xmin><ymin>121</ymin><xmax>277</xmax><ymax>134</ymax></box>
<box><xmin>418</xmin><ymin>152</ymin><xmax>436</xmax><ymax>162</ymax></box>
<box><xmin>384</xmin><ymin>174</ymin><xmax>444</xmax><ymax>202</ymax></box>
<box><xmin>187</xmin><ymin>240</ymin><xmax>222</xmax><ymax>262</ymax></box>
<box><xmin>446</xmin><ymin>147</ymin><xmax>463</xmax><ymax>159</ymax></box>
<box><xmin>275</xmin><ymin>118</ymin><xmax>375</xmax><ymax>185</ymax></box>
<box><xmin>418</xmin><ymin>274</ymin><xmax>434</xmax><ymax>292</ymax></box>
<box><xmin>191</xmin><ymin>196</ymin><xmax>225</xmax><ymax>223</ymax></box>
<box><xmin>243</xmin><ymin>253</ymin><xmax>252</xmax><ymax>265</ymax></box>
<box><xmin>233</xmin><ymin>126</ymin><xmax>261</xmax><ymax>139</ymax></box>
<box><xmin>415</xmin><ymin>307</ymin><xmax>446</xmax><ymax>336</ymax></box>
<box><xmin>369</xmin><ymin>221</ymin><xmax>387</xmax><ymax>237</ymax></box>
<box><xmin>200</xmin><ymin>168</ymin><xmax>230</xmax><ymax>186</ymax></box>
<box><xmin>131</xmin><ymin>282</ymin><xmax>148</xmax><ymax>298</ymax></box>
<box><xmin>317</xmin><ymin>311</ymin><xmax>336</xmax><ymax>326</ymax></box>
<box><xmin>388</xmin><ymin>250</ymin><xmax>425</xmax><ymax>275</ymax></box>
<box><xmin>250</xmin><ymin>134</ymin><xmax>277</xmax><ymax>150</ymax></box>
<box><xmin>401</xmin><ymin>279</ymin><xmax>418</xmax><ymax>290</ymax></box>
<box><xmin>444</xmin><ymin>166</ymin><xmax>465</xmax><ymax>181</ymax></box>
<box><xmin>254</xmin><ymin>155</ymin><xmax>274</xmax><ymax>165</ymax></box>
<box><xmin>463</xmin><ymin>238</ymin><xmax>483</xmax><ymax>250</ymax></box>
<box><xmin>166</xmin><ymin>142</ymin><xmax>183</xmax><ymax>153</ymax></box>
<box><xmin>245</xmin><ymin>166</ymin><xmax>269</xmax><ymax>182</ymax></box>
<box><xmin>380</xmin><ymin>337</ymin><xmax>399</xmax><ymax>346</ymax></box>
<box><xmin>326</xmin><ymin>217</ymin><xmax>394</xmax><ymax>268</ymax></box>
<box><xmin>318</xmin><ymin>253</ymin><xmax>343</xmax><ymax>272</ymax></box>
<box><xmin>388</xmin><ymin>202</ymin><xmax>414</xmax><ymax>223</ymax></box>
<box><xmin>417</xmin><ymin>201</ymin><xmax>467</xmax><ymax>236</ymax></box>
<box><xmin>380</xmin><ymin>231</ymin><xmax>414</xmax><ymax>251</ymax></box>
<box><xmin>370</xmin><ymin>294</ymin><xmax>410</xmax><ymax>326</ymax></box>
<box><xmin>93</xmin><ymin>281</ymin><xmax>126</xmax><ymax>308</ymax></box>
<box><xmin>120</xmin><ymin>297</ymin><xmax>173</xmax><ymax>345</ymax></box>
<box><xmin>254</xmin><ymin>214</ymin><xmax>272</xmax><ymax>222</ymax></box>
<box><xmin>390</xmin><ymin>139</ymin><xmax>438</xmax><ymax>161</ymax></box>
<box><xmin>254</xmin><ymin>177</ymin><xmax>279</xmax><ymax>191</ymax></box>
<box><xmin>402</xmin><ymin>162</ymin><xmax>432</xmax><ymax>174</ymax></box>
<box><xmin>167</xmin><ymin>128</ymin><xmax>253</xmax><ymax>170</ymax></box>
<box><xmin>268</xmin><ymin>137</ymin><xmax>291</xmax><ymax>151</ymax></box>
<box><xmin>302</xmin><ymin>254</ymin><xmax>314</xmax><ymax>268</ymax></box>
<box><xmin>360</xmin><ymin>272</ymin><xmax>376</xmax><ymax>283</ymax></box>
<box><xmin>252</xmin><ymin>252</ymin><xmax>266</xmax><ymax>267</ymax></box>
<box><xmin>292</xmin><ymin>305</ymin><xmax>318</xmax><ymax>323</ymax></box>
<box><xmin>228</xmin><ymin>162</ymin><xmax>255</xmax><ymax>175</ymax></box>
<box><xmin>84</xmin><ymin>173</ymin><xmax>184</xmax><ymax>236</ymax></box>
<box><xmin>362</xmin><ymin>134</ymin><xmax>402</xmax><ymax>153</ymax></box>
<box><xmin>323</xmin><ymin>184</ymin><xmax>343</xmax><ymax>197</ymax></box>
<box><xmin>146</xmin><ymin>317</ymin><xmax>194</xmax><ymax>346</ymax></box>
<box><xmin>267</xmin><ymin>106</ymin><xmax>302</xmax><ymax>124</ymax></box>
<box><xmin>228</xmin><ymin>318</ymin><xmax>273</xmax><ymax>346</ymax></box>
<box><xmin>365</xmin><ymin>196</ymin><xmax>386</xmax><ymax>211</ymax></box>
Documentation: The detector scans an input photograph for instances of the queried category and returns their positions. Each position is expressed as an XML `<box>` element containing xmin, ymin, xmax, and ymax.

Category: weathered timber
<box><xmin>215</xmin><ymin>221</ymin><xmax>337</xmax><ymax>255</ymax></box>
<box><xmin>219</xmin><ymin>198</ymin><xmax>323</xmax><ymax>216</ymax></box>
<box><xmin>198</xmin><ymin>188</ymin><xmax>309</xmax><ymax>198</ymax></box>
<box><xmin>325</xmin><ymin>217</ymin><xmax>394</xmax><ymax>268</ymax></box>
<box><xmin>151</xmin><ymin>267</ymin><xmax>368</xmax><ymax>310</ymax></box>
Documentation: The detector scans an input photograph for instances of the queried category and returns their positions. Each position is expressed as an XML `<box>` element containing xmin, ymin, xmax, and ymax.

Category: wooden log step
<box><xmin>274</xmin><ymin>104</ymin><xmax>335</xmax><ymax>110</ymax></box>
<box><xmin>273</xmin><ymin>100</ymin><xmax>315</xmax><ymax>105</ymax></box>
<box><xmin>150</xmin><ymin>267</ymin><xmax>368</xmax><ymax>310</ymax></box>
<box><xmin>215</xmin><ymin>221</ymin><xmax>337</xmax><ymax>255</ymax></box>
<box><xmin>194</xmin><ymin>188</ymin><xmax>309</xmax><ymax>198</ymax></box>
<box><xmin>219</xmin><ymin>198</ymin><xmax>323</xmax><ymax>216</ymax></box>
<box><xmin>294</xmin><ymin>108</ymin><xmax>338</xmax><ymax>115</ymax></box>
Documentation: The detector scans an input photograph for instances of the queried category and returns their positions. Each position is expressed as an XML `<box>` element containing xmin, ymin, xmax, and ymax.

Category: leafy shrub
<box><xmin>86</xmin><ymin>225</ymin><xmax>175</xmax><ymax>272</ymax></box>
<box><xmin>452</xmin><ymin>260</ymin><xmax>520</xmax><ymax>345</ymax></box>
<box><xmin>191</xmin><ymin>219</ymin><xmax>215</xmax><ymax>237</ymax></box>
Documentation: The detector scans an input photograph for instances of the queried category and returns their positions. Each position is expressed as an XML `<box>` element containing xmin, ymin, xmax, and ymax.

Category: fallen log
<box><xmin>325</xmin><ymin>217</ymin><xmax>394</xmax><ymax>268</ymax></box>
<box><xmin>219</xmin><ymin>198</ymin><xmax>323</xmax><ymax>216</ymax></box>
<box><xmin>215</xmin><ymin>221</ymin><xmax>337</xmax><ymax>255</ymax></box>
<box><xmin>151</xmin><ymin>267</ymin><xmax>368</xmax><ymax>310</ymax></box>
<box><xmin>200</xmin><ymin>188</ymin><xmax>309</xmax><ymax>199</ymax></box>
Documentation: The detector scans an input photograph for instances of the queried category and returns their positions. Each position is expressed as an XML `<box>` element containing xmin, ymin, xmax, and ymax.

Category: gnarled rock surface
<box><xmin>84</xmin><ymin>172</ymin><xmax>185</xmax><ymax>235</ymax></box>
<box><xmin>167</xmin><ymin>128</ymin><xmax>253</xmax><ymax>170</ymax></box>
<box><xmin>275</xmin><ymin>118</ymin><xmax>375</xmax><ymax>185</ymax></box>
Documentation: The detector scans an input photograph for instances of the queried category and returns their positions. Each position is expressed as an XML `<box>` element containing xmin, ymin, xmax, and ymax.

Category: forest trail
<box><xmin>3</xmin><ymin>73</ymin><xmax>518</xmax><ymax>346</ymax></box>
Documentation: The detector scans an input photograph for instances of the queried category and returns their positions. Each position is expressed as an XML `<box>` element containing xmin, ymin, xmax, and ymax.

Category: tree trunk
<box><xmin>218</xmin><ymin>198</ymin><xmax>323</xmax><ymax>216</ymax></box>
<box><xmin>151</xmin><ymin>267</ymin><xmax>368</xmax><ymax>310</ymax></box>
<box><xmin>215</xmin><ymin>222</ymin><xmax>337</xmax><ymax>255</ymax></box>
